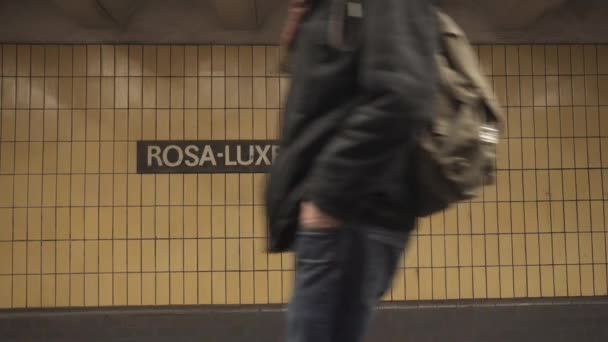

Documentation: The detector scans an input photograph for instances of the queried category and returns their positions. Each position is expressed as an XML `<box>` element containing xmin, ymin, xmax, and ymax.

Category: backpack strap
<box><xmin>437</xmin><ymin>11</ymin><xmax>504</xmax><ymax>126</ymax></box>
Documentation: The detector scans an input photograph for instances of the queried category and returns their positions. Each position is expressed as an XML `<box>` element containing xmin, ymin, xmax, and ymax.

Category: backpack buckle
<box><xmin>328</xmin><ymin>0</ymin><xmax>363</xmax><ymax>51</ymax></box>
<box><xmin>479</xmin><ymin>125</ymin><xmax>498</xmax><ymax>144</ymax></box>
<box><xmin>347</xmin><ymin>2</ymin><xmax>363</xmax><ymax>18</ymax></box>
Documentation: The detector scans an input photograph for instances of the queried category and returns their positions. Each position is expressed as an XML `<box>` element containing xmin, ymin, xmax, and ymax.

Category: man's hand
<box><xmin>279</xmin><ymin>0</ymin><xmax>310</xmax><ymax>72</ymax></box>
<box><xmin>280</xmin><ymin>0</ymin><xmax>309</xmax><ymax>47</ymax></box>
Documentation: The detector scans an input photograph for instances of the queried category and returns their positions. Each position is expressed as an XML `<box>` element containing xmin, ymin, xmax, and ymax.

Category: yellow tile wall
<box><xmin>0</xmin><ymin>44</ymin><xmax>607</xmax><ymax>308</ymax></box>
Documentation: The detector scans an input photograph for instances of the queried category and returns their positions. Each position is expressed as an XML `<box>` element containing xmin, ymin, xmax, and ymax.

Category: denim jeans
<box><xmin>286</xmin><ymin>223</ymin><xmax>409</xmax><ymax>342</ymax></box>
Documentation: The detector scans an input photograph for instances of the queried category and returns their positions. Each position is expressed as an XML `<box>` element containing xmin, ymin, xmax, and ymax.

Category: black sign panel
<box><xmin>137</xmin><ymin>140</ymin><xmax>280</xmax><ymax>174</ymax></box>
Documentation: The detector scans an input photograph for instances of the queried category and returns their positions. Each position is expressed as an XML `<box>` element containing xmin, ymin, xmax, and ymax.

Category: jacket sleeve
<box><xmin>304</xmin><ymin>0</ymin><xmax>439</xmax><ymax>217</ymax></box>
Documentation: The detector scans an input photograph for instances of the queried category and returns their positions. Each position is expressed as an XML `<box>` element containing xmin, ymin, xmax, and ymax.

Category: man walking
<box><xmin>265</xmin><ymin>0</ymin><xmax>440</xmax><ymax>341</ymax></box>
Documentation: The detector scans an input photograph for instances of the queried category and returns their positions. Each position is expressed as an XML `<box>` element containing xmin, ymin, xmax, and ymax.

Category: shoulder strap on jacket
<box><xmin>328</xmin><ymin>0</ymin><xmax>364</xmax><ymax>50</ymax></box>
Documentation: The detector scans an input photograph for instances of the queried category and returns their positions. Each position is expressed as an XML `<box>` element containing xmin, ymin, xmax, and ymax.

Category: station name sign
<box><xmin>137</xmin><ymin>140</ymin><xmax>280</xmax><ymax>174</ymax></box>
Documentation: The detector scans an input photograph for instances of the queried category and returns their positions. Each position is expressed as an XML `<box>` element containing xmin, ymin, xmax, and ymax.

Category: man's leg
<box><xmin>333</xmin><ymin>225</ymin><xmax>408</xmax><ymax>342</ymax></box>
<box><xmin>286</xmin><ymin>226</ymin><xmax>345</xmax><ymax>342</ymax></box>
<box><xmin>286</xmin><ymin>223</ymin><xmax>407</xmax><ymax>342</ymax></box>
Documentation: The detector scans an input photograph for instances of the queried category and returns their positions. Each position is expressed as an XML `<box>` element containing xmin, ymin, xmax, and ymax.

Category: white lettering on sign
<box><xmin>225</xmin><ymin>146</ymin><xmax>237</xmax><ymax>166</ymax></box>
<box><xmin>139</xmin><ymin>141</ymin><xmax>279</xmax><ymax>173</ymax></box>
<box><xmin>272</xmin><ymin>145</ymin><xmax>279</xmax><ymax>162</ymax></box>
<box><xmin>184</xmin><ymin>145</ymin><xmax>199</xmax><ymax>167</ymax></box>
<box><xmin>255</xmin><ymin>145</ymin><xmax>271</xmax><ymax>165</ymax></box>
<box><xmin>237</xmin><ymin>146</ymin><xmax>254</xmax><ymax>166</ymax></box>
<box><xmin>148</xmin><ymin>146</ymin><xmax>162</xmax><ymax>166</ymax></box>
<box><xmin>199</xmin><ymin>145</ymin><xmax>217</xmax><ymax>166</ymax></box>
<box><xmin>162</xmin><ymin>145</ymin><xmax>184</xmax><ymax>167</ymax></box>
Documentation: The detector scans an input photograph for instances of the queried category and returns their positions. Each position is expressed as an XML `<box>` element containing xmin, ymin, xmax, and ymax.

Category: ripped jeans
<box><xmin>286</xmin><ymin>223</ymin><xmax>409</xmax><ymax>342</ymax></box>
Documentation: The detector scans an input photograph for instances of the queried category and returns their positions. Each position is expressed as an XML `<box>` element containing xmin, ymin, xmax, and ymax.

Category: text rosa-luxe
<box><xmin>146</xmin><ymin>144</ymin><xmax>280</xmax><ymax>167</ymax></box>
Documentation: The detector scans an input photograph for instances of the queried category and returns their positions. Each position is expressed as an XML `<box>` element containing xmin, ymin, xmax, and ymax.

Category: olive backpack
<box><xmin>413</xmin><ymin>9</ymin><xmax>504</xmax><ymax>216</ymax></box>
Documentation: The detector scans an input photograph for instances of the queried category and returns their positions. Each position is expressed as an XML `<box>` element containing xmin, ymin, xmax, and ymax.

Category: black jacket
<box><xmin>266</xmin><ymin>0</ymin><xmax>440</xmax><ymax>252</ymax></box>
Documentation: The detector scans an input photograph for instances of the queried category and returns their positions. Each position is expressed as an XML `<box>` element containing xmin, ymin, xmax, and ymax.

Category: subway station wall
<box><xmin>0</xmin><ymin>44</ymin><xmax>607</xmax><ymax>309</ymax></box>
